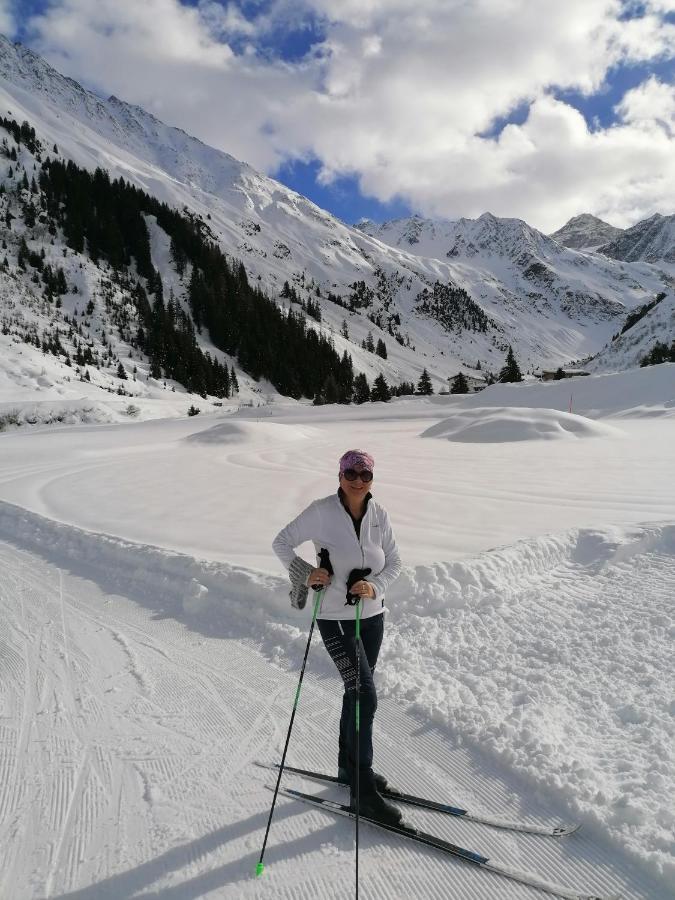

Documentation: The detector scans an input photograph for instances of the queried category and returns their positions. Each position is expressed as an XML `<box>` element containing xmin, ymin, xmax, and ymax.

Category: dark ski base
<box><xmin>272</xmin><ymin>784</ymin><xmax>620</xmax><ymax>900</ymax></box>
<box><xmin>256</xmin><ymin>761</ymin><xmax>578</xmax><ymax>836</ymax></box>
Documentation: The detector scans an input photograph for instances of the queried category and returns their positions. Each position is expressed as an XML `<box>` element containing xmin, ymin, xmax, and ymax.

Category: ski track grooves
<box><xmin>0</xmin><ymin>529</ymin><xmax>672</xmax><ymax>898</ymax></box>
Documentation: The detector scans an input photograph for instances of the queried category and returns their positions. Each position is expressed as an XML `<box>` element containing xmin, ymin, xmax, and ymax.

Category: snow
<box><xmin>1</xmin><ymin>366</ymin><xmax>674</xmax><ymax>898</ymax></box>
<box><xmin>421</xmin><ymin>407</ymin><xmax>623</xmax><ymax>442</ymax></box>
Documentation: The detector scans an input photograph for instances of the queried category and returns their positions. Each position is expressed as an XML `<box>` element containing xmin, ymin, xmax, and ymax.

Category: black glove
<box><xmin>311</xmin><ymin>548</ymin><xmax>334</xmax><ymax>591</ymax></box>
<box><xmin>345</xmin><ymin>567</ymin><xmax>372</xmax><ymax>606</ymax></box>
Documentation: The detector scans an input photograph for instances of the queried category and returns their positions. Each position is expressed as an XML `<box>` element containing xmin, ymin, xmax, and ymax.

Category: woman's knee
<box><xmin>359</xmin><ymin>683</ymin><xmax>377</xmax><ymax>715</ymax></box>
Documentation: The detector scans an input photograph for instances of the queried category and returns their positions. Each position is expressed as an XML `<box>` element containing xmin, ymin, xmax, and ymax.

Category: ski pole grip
<box><xmin>311</xmin><ymin>547</ymin><xmax>333</xmax><ymax>591</ymax></box>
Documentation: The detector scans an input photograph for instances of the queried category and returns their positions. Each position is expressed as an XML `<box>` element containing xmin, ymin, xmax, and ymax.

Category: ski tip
<box><xmin>553</xmin><ymin>823</ymin><xmax>582</xmax><ymax>837</ymax></box>
<box><xmin>255</xmin><ymin>862</ymin><xmax>265</xmax><ymax>877</ymax></box>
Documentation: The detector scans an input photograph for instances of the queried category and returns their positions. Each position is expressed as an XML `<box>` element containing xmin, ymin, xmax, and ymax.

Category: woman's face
<box><xmin>339</xmin><ymin>465</ymin><xmax>373</xmax><ymax>504</ymax></box>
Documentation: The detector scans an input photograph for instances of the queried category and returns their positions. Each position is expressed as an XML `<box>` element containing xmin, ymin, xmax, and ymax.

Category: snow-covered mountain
<box><xmin>598</xmin><ymin>213</ymin><xmax>675</xmax><ymax>263</ymax></box>
<box><xmin>550</xmin><ymin>214</ymin><xmax>623</xmax><ymax>250</ymax></box>
<box><xmin>0</xmin><ymin>32</ymin><xmax>673</xmax><ymax>408</ymax></box>
<box><xmin>357</xmin><ymin>212</ymin><xmax>673</xmax><ymax>364</ymax></box>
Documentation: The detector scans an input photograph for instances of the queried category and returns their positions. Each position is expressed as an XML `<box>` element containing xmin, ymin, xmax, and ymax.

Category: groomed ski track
<box><xmin>0</xmin><ymin>514</ymin><xmax>671</xmax><ymax>898</ymax></box>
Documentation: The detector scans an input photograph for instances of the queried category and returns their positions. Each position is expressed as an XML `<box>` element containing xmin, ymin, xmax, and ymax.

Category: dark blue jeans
<box><xmin>317</xmin><ymin>613</ymin><xmax>384</xmax><ymax>772</ymax></box>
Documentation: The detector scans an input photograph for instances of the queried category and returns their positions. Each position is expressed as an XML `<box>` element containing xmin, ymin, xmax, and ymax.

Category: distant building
<box><xmin>541</xmin><ymin>369</ymin><xmax>591</xmax><ymax>381</ymax></box>
<box><xmin>448</xmin><ymin>373</ymin><xmax>487</xmax><ymax>393</ymax></box>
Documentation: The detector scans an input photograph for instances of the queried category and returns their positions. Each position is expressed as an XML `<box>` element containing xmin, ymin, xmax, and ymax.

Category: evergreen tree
<box><xmin>450</xmin><ymin>371</ymin><xmax>469</xmax><ymax>394</ymax></box>
<box><xmin>337</xmin><ymin>350</ymin><xmax>354</xmax><ymax>403</ymax></box>
<box><xmin>366</xmin><ymin>331</ymin><xmax>375</xmax><ymax>353</ymax></box>
<box><xmin>117</xmin><ymin>362</ymin><xmax>127</xmax><ymax>380</ymax></box>
<box><xmin>375</xmin><ymin>338</ymin><xmax>387</xmax><ymax>359</ymax></box>
<box><xmin>314</xmin><ymin>373</ymin><xmax>340</xmax><ymax>405</ymax></box>
<box><xmin>417</xmin><ymin>368</ymin><xmax>433</xmax><ymax>395</ymax></box>
<box><xmin>640</xmin><ymin>340</ymin><xmax>675</xmax><ymax>367</ymax></box>
<box><xmin>341</xmin><ymin>319</ymin><xmax>349</xmax><ymax>339</ymax></box>
<box><xmin>499</xmin><ymin>345</ymin><xmax>523</xmax><ymax>383</ymax></box>
<box><xmin>371</xmin><ymin>373</ymin><xmax>391</xmax><ymax>402</ymax></box>
<box><xmin>353</xmin><ymin>372</ymin><xmax>370</xmax><ymax>404</ymax></box>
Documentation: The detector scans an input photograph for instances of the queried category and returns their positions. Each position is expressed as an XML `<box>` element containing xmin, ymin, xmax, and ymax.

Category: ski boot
<box><xmin>338</xmin><ymin>762</ymin><xmax>389</xmax><ymax>792</ymax></box>
<box><xmin>350</xmin><ymin>767</ymin><xmax>402</xmax><ymax>826</ymax></box>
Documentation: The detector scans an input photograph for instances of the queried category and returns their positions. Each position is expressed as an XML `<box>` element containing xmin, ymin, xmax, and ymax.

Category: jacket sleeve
<box><xmin>272</xmin><ymin>503</ymin><xmax>318</xmax><ymax>572</ymax></box>
<box><xmin>369</xmin><ymin>507</ymin><xmax>402</xmax><ymax>600</ymax></box>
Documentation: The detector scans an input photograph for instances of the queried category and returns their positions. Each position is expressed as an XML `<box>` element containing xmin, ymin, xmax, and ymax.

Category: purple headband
<box><xmin>339</xmin><ymin>449</ymin><xmax>375</xmax><ymax>475</ymax></box>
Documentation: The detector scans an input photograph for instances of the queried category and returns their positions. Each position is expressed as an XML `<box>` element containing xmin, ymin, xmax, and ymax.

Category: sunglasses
<box><xmin>342</xmin><ymin>468</ymin><xmax>373</xmax><ymax>483</ymax></box>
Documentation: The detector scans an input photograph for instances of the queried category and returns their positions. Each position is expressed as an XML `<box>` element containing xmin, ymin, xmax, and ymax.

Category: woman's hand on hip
<box><xmin>351</xmin><ymin>580</ymin><xmax>375</xmax><ymax>599</ymax></box>
<box><xmin>308</xmin><ymin>567</ymin><xmax>332</xmax><ymax>588</ymax></box>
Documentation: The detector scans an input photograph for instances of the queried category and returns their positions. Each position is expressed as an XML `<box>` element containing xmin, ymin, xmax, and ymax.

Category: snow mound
<box><xmin>421</xmin><ymin>406</ymin><xmax>622</xmax><ymax>442</ymax></box>
<box><xmin>185</xmin><ymin>419</ymin><xmax>319</xmax><ymax>445</ymax></box>
<box><xmin>185</xmin><ymin>421</ymin><xmax>250</xmax><ymax>444</ymax></box>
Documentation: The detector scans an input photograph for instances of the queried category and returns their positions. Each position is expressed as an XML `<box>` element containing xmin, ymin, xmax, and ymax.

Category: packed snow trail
<box><xmin>0</xmin><ymin>529</ymin><xmax>670</xmax><ymax>898</ymax></box>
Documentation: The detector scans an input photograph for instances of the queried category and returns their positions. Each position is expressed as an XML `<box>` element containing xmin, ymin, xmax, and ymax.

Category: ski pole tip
<box><xmin>255</xmin><ymin>862</ymin><xmax>265</xmax><ymax>877</ymax></box>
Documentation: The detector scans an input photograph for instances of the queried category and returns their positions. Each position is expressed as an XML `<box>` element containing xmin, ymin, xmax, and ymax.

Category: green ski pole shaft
<box><xmin>256</xmin><ymin>588</ymin><xmax>323</xmax><ymax>877</ymax></box>
<box><xmin>355</xmin><ymin>598</ymin><xmax>362</xmax><ymax>900</ymax></box>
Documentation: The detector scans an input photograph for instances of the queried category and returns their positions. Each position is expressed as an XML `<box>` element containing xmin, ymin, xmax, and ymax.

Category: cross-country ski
<box><xmin>273</xmin><ymin>785</ymin><xmax>619</xmax><ymax>900</ymax></box>
<box><xmin>256</xmin><ymin>761</ymin><xmax>579</xmax><ymax>835</ymax></box>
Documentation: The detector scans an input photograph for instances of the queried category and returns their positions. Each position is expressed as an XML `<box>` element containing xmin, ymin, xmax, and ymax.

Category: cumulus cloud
<box><xmin>22</xmin><ymin>0</ymin><xmax>675</xmax><ymax>230</ymax></box>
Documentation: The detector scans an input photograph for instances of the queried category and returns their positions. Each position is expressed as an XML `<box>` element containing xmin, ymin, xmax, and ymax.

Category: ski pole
<box><xmin>256</xmin><ymin>585</ymin><xmax>323</xmax><ymax>877</ymax></box>
<box><xmin>355</xmin><ymin>597</ymin><xmax>362</xmax><ymax>900</ymax></box>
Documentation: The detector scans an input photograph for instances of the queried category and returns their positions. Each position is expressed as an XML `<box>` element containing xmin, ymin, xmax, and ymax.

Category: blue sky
<box><xmin>7</xmin><ymin>0</ymin><xmax>675</xmax><ymax>230</ymax></box>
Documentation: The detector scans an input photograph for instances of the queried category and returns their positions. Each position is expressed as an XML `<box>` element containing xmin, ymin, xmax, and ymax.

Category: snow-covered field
<box><xmin>1</xmin><ymin>367</ymin><xmax>674</xmax><ymax>899</ymax></box>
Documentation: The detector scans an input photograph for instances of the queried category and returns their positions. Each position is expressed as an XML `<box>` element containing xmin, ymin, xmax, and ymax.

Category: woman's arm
<box><xmin>369</xmin><ymin>508</ymin><xmax>402</xmax><ymax>599</ymax></box>
<box><xmin>272</xmin><ymin>503</ymin><xmax>318</xmax><ymax>571</ymax></box>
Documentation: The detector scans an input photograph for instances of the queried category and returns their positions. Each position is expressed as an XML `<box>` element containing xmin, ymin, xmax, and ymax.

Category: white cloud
<box><xmin>617</xmin><ymin>75</ymin><xmax>675</xmax><ymax>135</ymax></box>
<box><xmin>22</xmin><ymin>0</ymin><xmax>675</xmax><ymax>230</ymax></box>
<box><xmin>0</xmin><ymin>0</ymin><xmax>16</xmax><ymax>36</ymax></box>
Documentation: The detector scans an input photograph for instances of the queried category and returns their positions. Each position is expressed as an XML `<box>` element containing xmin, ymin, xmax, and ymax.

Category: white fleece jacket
<box><xmin>272</xmin><ymin>491</ymin><xmax>402</xmax><ymax>621</ymax></box>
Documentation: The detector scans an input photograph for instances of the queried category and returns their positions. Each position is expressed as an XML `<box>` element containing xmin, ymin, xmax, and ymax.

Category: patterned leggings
<box><xmin>317</xmin><ymin>613</ymin><xmax>384</xmax><ymax>771</ymax></box>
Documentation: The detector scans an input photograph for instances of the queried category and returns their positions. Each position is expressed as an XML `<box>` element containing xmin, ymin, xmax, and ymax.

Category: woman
<box><xmin>272</xmin><ymin>449</ymin><xmax>403</xmax><ymax>825</ymax></box>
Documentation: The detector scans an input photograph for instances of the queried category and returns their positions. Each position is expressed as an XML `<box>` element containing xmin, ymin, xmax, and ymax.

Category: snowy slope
<box><xmin>590</xmin><ymin>294</ymin><xmax>675</xmax><ymax>372</ymax></box>
<box><xmin>549</xmin><ymin>214</ymin><xmax>623</xmax><ymax>250</ymax></box>
<box><xmin>0</xmin><ymin>33</ymin><xmax>673</xmax><ymax>386</ymax></box>
<box><xmin>0</xmin><ymin>150</ymin><xmax>259</xmax><ymax>425</ymax></box>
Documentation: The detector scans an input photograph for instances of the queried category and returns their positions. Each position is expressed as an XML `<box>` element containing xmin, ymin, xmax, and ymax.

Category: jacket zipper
<box><xmin>339</xmin><ymin>497</ymin><xmax>367</xmax><ymax>568</ymax></box>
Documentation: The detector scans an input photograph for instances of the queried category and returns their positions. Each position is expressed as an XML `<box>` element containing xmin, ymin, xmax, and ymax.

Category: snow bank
<box><xmin>460</xmin><ymin>364</ymin><xmax>675</xmax><ymax>418</ymax></box>
<box><xmin>1</xmin><ymin>499</ymin><xmax>673</xmax><ymax>887</ymax></box>
<box><xmin>420</xmin><ymin>407</ymin><xmax>622</xmax><ymax>442</ymax></box>
<box><xmin>0</xmin><ymin>399</ymin><xmax>114</xmax><ymax>430</ymax></box>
